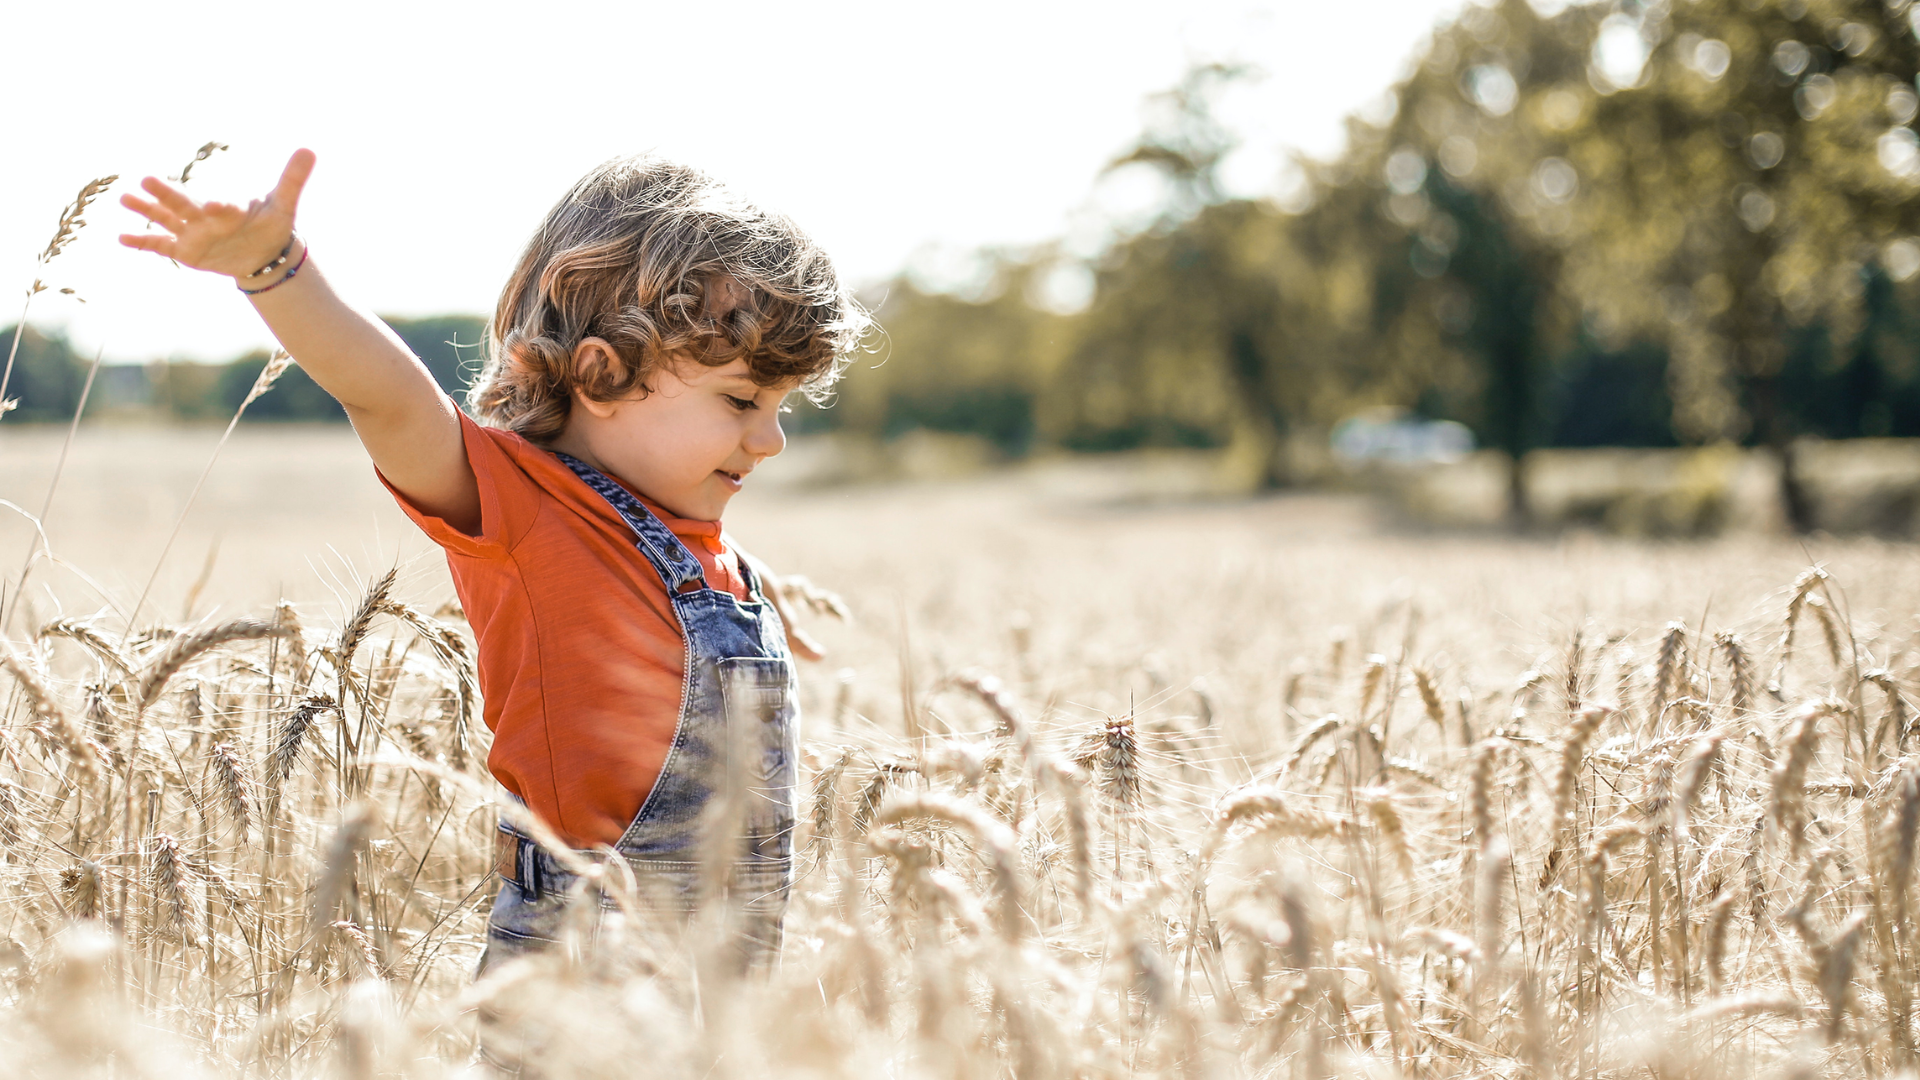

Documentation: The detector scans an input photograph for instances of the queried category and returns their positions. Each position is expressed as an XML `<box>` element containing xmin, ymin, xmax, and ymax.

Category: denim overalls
<box><xmin>480</xmin><ymin>452</ymin><xmax>798</xmax><ymax>972</ymax></box>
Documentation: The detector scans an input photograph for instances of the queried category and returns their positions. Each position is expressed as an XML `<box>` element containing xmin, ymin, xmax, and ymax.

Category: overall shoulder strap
<box><xmin>551</xmin><ymin>451</ymin><xmax>706</xmax><ymax>593</ymax></box>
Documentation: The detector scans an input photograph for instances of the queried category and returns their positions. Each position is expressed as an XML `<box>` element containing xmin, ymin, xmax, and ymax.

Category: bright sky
<box><xmin>2</xmin><ymin>0</ymin><xmax>1465</xmax><ymax>363</ymax></box>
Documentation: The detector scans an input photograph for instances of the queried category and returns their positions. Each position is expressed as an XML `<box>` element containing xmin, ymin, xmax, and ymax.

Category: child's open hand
<box><xmin>118</xmin><ymin>149</ymin><xmax>315</xmax><ymax>281</ymax></box>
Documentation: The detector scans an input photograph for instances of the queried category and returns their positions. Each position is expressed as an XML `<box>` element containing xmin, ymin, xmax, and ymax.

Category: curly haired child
<box><xmin>118</xmin><ymin>149</ymin><xmax>870</xmax><ymax>974</ymax></box>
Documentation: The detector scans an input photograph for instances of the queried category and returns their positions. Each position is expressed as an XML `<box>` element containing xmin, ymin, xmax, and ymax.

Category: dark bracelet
<box><xmin>244</xmin><ymin>236</ymin><xmax>296</xmax><ymax>279</ymax></box>
<box><xmin>237</xmin><ymin>240</ymin><xmax>310</xmax><ymax>296</ymax></box>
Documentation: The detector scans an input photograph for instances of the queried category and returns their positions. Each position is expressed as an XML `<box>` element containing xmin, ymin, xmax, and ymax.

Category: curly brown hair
<box><xmin>468</xmin><ymin>155</ymin><xmax>871</xmax><ymax>442</ymax></box>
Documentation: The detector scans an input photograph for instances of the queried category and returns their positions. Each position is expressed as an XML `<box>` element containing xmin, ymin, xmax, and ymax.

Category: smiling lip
<box><xmin>717</xmin><ymin>469</ymin><xmax>746</xmax><ymax>490</ymax></box>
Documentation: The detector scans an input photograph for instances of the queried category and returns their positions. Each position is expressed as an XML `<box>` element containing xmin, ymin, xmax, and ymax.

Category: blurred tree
<box><xmin>1545</xmin><ymin>0</ymin><xmax>1920</xmax><ymax>531</ymax></box>
<box><xmin>793</xmin><ymin>260</ymin><xmax>1071</xmax><ymax>455</ymax></box>
<box><xmin>1819</xmin><ymin>263</ymin><xmax>1920</xmax><ymax>435</ymax></box>
<box><xmin>1544</xmin><ymin>336</ymin><xmax>1679</xmax><ymax>447</ymax></box>
<box><xmin>0</xmin><ymin>324</ymin><xmax>84</xmax><ymax>423</ymax></box>
<box><xmin>1105</xmin><ymin>62</ymin><xmax>1244</xmax><ymax>217</ymax></box>
<box><xmin>1336</xmin><ymin>0</ymin><xmax>1618</xmax><ymax>522</ymax></box>
<box><xmin>151</xmin><ymin>361</ymin><xmax>226</xmax><ymax>422</ymax></box>
<box><xmin>1051</xmin><ymin>203</ymin><xmax>1301</xmax><ymax>469</ymax></box>
<box><xmin>1048</xmin><ymin>64</ymin><xmax>1387</xmax><ymax>484</ymax></box>
<box><xmin>214</xmin><ymin>352</ymin><xmax>345</xmax><ymax>421</ymax></box>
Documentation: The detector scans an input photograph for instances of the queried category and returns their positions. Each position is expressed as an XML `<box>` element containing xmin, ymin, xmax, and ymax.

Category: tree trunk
<box><xmin>1226</xmin><ymin>328</ymin><xmax>1292</xmax><ymax>488</ymax></box>
<box><xmin>1746</xmin><ymin>371</ymin><xmax>1815</xmax><ymax>533</ymax></box>
<box><xmin>1505</xmin><ymin>451</ymin><xmax>1532</xmax><ymax>530</ymax></box>
<box><xmin>1772</xmin><ymin>440</ymin><xmax>1815</xmax><ymax>535</ymax></box>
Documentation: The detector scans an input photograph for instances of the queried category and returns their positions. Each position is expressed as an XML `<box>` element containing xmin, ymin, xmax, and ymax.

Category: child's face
<box><xmin>568</xmin><ymin>354</ymin><xmax>796</xmax><ymax>521</ymax></box>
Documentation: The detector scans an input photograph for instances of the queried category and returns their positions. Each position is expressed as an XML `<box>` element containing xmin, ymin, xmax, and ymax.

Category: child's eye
<box><xmin>723</xmin><ymin>394</ymin><xmax>757</xmax><ymax>411</ymax></box>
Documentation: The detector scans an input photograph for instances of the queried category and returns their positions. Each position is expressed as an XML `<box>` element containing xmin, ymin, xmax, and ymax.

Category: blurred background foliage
<box><xmin>825</xmin><ymin>0</ymin><xmax>1920</xmax><ymax>529</ymax></box>
<box><xmin>0</xmin><ymin>316</ymin><xmax>483</xmax><ymax>424</ymax></box>
<box><xmin>7</xmin><ymin>0</ymin><xmax>1920</xmax><ymax>534</ymax></box>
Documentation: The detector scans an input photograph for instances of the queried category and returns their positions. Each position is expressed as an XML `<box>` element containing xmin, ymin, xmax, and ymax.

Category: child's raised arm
<box><xmin>119</xmin><ymin>149</ymin><xmax>482</xmax><ymax>534</ymax></box>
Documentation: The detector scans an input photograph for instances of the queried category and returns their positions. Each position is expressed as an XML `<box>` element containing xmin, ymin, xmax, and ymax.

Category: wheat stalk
<box><xmin>1</xmin><ymin>175</ymin><xmax>118</xmax><ymax>419</ymax></box>
<box><xmin>1866</xmin><ymin>668</ymin><xmax>1910</xmax><ymax>752</ymax></box>
<box><xmin>1469</xmin><ymin>739</ymin><xmax>1497</xmax><ymax>852</ymax></box>
<box><xmin>123</xmin><ymin>350</ymin><xmax>295</xmax><ymax>634</ymax></box>
<box><xmin>268</xmin><ymin>695</ymin><xmax>341</xmax><ymax>803</ymax></box>
<box><xmin>171</xmin><ymin>141</ymin><xmax>229</xmax><ymax>184</ymax></box>
<box><xmin>1073</xmin><ymin>713</ymin><xmax>1143</xmax><ymax>812</ymax></box>
<box><xmin>806</xmin><ymin>746</ymin><xmax>857</xmax><ymax>868</ymax></box>
<box><xmin>1200</xmin><ymin>786</ymin><xmax>1352</xmax><ymax>867</ymax></box>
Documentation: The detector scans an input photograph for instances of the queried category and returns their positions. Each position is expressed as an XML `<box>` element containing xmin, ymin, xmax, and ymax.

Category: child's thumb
<box><xmin>273</xmin><ymin>149</ymin><xmax>318</xmax><ymax>209</ymax></box>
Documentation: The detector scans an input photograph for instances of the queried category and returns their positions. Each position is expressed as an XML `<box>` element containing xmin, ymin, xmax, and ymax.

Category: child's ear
<box><xmin>704</xmin><ymin>275</ymin><xmax>751</xmax><ymax>320</ymax></box>
<box><xmin>570</xmin><ymin>337</ymin><xmax>626</xmax><ymax>418</ymax></box>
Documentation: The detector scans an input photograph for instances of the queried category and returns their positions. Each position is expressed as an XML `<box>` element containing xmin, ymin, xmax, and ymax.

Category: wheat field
<box><xmin>2</xmin><ymin>419</ymin><xmax>1920</xmax><ymax>1078</ymax></box>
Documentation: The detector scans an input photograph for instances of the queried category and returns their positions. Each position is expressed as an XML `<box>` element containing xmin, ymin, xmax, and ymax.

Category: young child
<box><xmin>118</xmin><ymin>150</ymin><xmax>868</xmax><ymax>970</ymax></box>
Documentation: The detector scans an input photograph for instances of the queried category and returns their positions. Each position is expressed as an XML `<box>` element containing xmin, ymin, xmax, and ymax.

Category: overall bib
<box><xmin>480</xmin><ymin>451</ymin><xmax>799</xmax><ymax>972</ymax></box>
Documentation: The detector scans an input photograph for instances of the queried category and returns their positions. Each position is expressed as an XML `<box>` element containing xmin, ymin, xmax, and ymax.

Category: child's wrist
<box><xmin>235</xmin><ymin>235</ymin><xmax>309</xmax><ymax>296</ymax></box>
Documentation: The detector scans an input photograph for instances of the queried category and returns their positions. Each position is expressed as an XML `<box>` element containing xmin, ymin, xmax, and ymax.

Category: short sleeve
<box><xmin>377</xmin><ymin>409</ymin><xmax>542</xmax><ymax>558</ymax></box>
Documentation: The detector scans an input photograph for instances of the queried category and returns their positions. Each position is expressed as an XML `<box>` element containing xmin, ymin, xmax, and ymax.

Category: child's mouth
<box><xmin>717</xmin><ymin>469</ymin><xmax>744</xmax><ymax>490</ymax></box>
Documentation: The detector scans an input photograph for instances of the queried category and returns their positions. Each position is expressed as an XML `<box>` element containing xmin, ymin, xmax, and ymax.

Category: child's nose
<box><xmin>744</xmin><ymin>409</ymin><xmax>786</xmax><ymax>459</ymax></box>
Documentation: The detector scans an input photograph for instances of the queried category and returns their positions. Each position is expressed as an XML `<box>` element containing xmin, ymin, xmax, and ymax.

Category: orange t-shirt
<box><xmin>381</xmin><ymin>408</ymin><xmax>750</xmax><ymax>848</ymax></box>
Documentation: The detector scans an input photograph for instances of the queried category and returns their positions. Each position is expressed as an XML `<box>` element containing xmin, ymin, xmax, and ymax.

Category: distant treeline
<box><xmin>0</xmin><ymin>316</ymin><xmax>485</xmax><ymax>423</ymax></box>
<box><xmin>803</xmin><ymin>249</ymin><xmax>1920</xmax><ymax>456</ymax></box>
<box><xmin>801</xmin><ymin>0</ymin><xmax>1920</xmax><ymax>533</ymax></box>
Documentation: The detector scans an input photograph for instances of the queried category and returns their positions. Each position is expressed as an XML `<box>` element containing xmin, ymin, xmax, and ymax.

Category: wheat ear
<box><xmin>1284</xmin><ymin>714</ymin><xmax>1342</xmax><ymax>777</ymax></box>
<box><xmin>1550</xmin><ymin>705</ymin><xmax>1611</xmax><ymax>833</ymax></box>
<box><xmin>148</xmin><ymin>832</ymin><xmax>196</xmax><ymax>945</ymax></box>
<box><xmin>1771</xmin><ymin>702</ymin><xmax>1831</xmax><ymax>856</ymax></box>
<box><xmin>1</xmin><ymin>640</ymin><xmax>96</xmax><ymax>781</ymax></box>
<box><xmin>210</xmin><ymin>741</ymin><xmax>254</xmax><ymax>840</ymax></box>
<box><xmin>872</xmin><ymin>791</ymin><xmax>1023</xmax><ymax>940</ymax></box>
<box><xmin>60</xmin><ymin>861</ymin><xmax>102</xmax><ymax>919</ymax></box>
<box><xmin>1716</xmin><ymin>632</ymin><xmax>1755</xmax><ymax>717</ymax></box>
<box><xmin>132</xmin><ymin>617</ymin><xmax>288</xmax><ymax>716</ymax></box>
<box><xmin>37</xmin><ymin>618</ymin><xmax>133</xmax><ymax>675</ymax></box>
<box><xmin>1413</xmin><ymin>667</ymin><xmax>1446</xmax><ymax>738</ymax></box>
<box><xmin>1651</xmin><ymin>621</ymin><xmax>1687</xmax><ymax>731</ymax></box>
<box><xmin>1200</xmin><ymin>786</ymin><xmax>1352</xmax><ymax>869</ymax></box>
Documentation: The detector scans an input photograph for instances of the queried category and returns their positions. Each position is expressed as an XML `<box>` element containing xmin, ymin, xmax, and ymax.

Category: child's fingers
<box><xmin>118</xmin><ymin>232</ymin><xmax>176</xmax><ymax>256</ymax></box>
<box><xmin>786</xmin><ymin>624</ymin><xmax>827</xmax><ymax>662</ymax></box>
<box><xmin>120</xmin><ymin>192</ymin><xmax>184</xmax><ymax>233</ymax></box>
<box><xmin>139</xmin><ymin>175</ymin><xmax>200</xmax><ymax>218</ymax></box>
<box><xmin>270</xmin><ymin>148</ymin><xmax>316</xmax><ymax>210</ymax></box>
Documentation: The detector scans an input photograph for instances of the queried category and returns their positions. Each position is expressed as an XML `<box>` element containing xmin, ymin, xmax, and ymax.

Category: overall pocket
<box><xmin>716</xmin><ymin>657</ymin><xmax>798</xmax><ymax>858</ymax></box>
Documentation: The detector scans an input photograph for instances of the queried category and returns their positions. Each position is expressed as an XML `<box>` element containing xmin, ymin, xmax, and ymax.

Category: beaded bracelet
<box><xmin>237</xmin><ymin>240</ymin><xmax>309</xmax><ymax>296</ymax></box>
<box><xmin>243</xmin><ymin>236</ymin><xmax>296</xmax><ymax>279</ymax></box>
